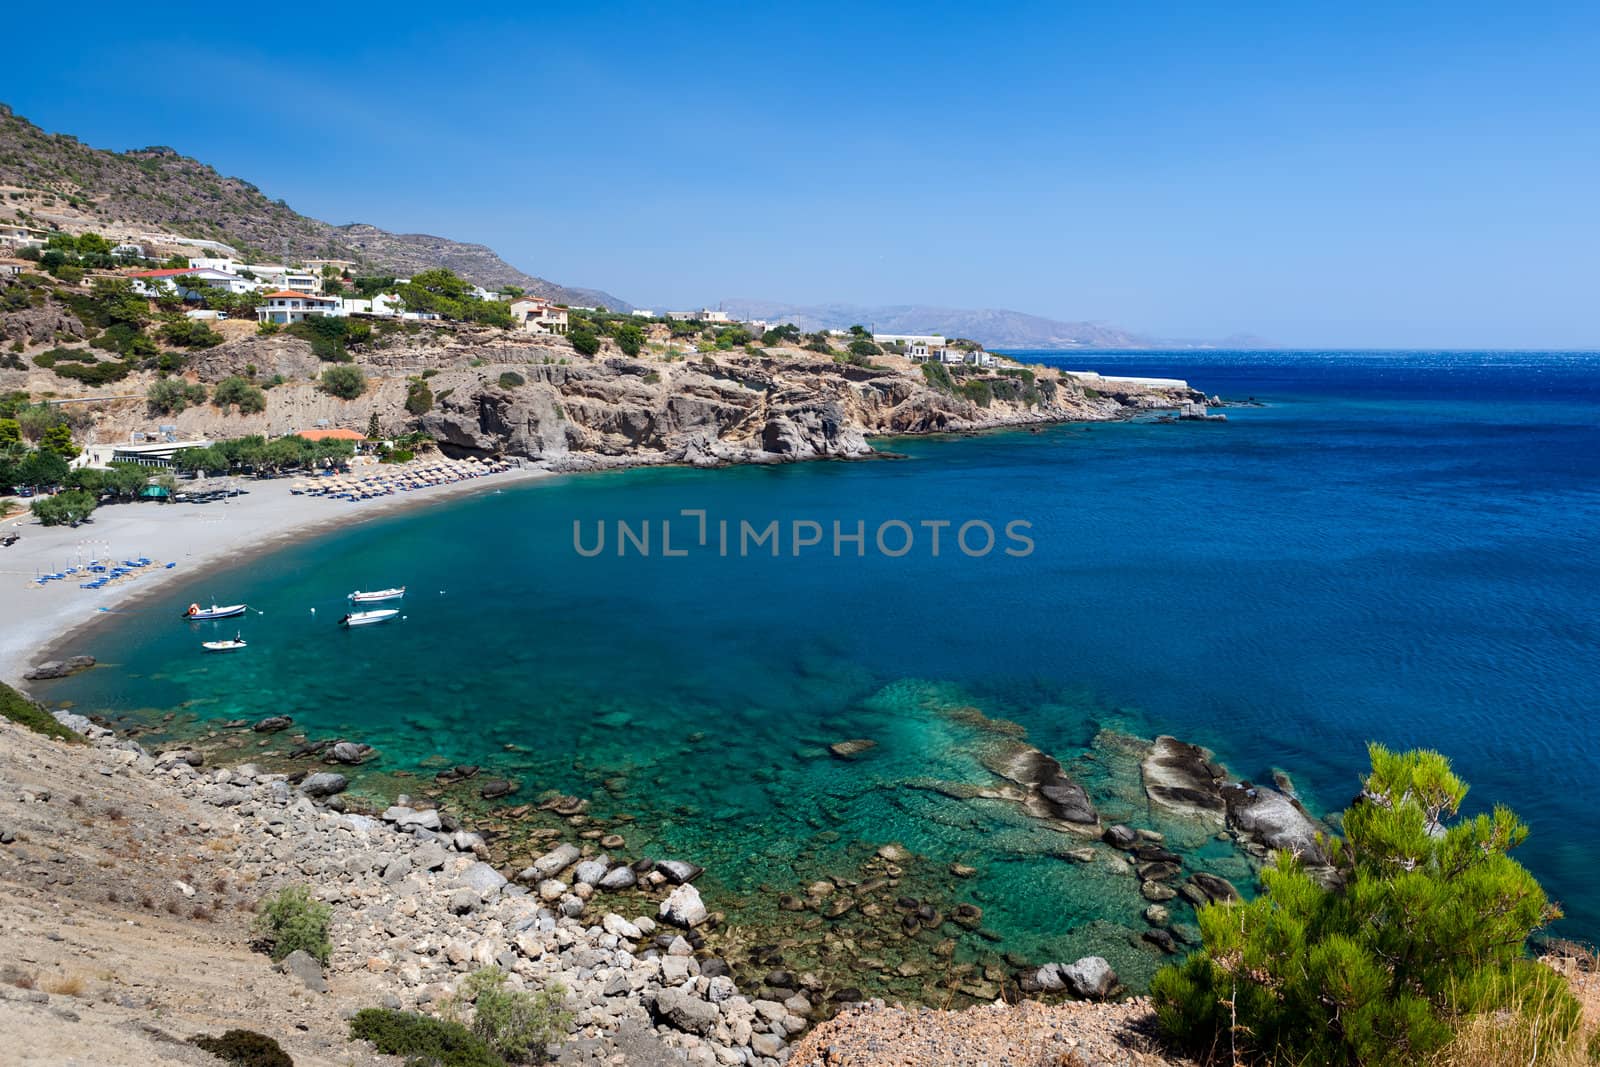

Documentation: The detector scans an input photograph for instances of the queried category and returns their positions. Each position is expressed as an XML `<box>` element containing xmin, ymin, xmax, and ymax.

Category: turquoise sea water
<box><xmin>43</xmin><ymin>350</ymin><xmax>1600</xmax><ymax>992</ymax></box>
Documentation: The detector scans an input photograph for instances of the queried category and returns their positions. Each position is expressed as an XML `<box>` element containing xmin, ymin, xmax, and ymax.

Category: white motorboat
<box><xmin>349</xmin><ymin>586</ymin><xmax>405</xmax><ymax>603</ymax></box>
<box><xmin>339</xmin><ymin>609</ymin><xmax>399</xmax><ymax>627</ymax></box>
<box><xmin>202</xmin><ymin>636</ymin><xmax>248</xmax><ymax>652</ymax></box>
<box><xmin>184</xmin><ymin>603</ymin><xmax>247</xmax><ymax>620</ymax></box>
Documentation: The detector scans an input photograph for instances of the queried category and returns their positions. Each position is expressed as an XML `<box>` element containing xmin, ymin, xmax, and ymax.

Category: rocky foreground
<box><xmin>0</xmin><ymin>707</ymin><xmax>1204</xmax><ymax>1066</ymax></box>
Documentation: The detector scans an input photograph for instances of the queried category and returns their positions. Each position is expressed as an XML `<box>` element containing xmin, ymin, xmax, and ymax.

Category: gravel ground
<box><xmin>788</xmin><ymin>997</ymin><xmax>1193</xmax><ymax>1067</ymax></box>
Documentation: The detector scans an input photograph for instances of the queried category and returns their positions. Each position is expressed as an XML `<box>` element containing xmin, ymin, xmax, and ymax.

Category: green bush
<box><xmin>959</xmin><ymin>380</ymin><xmax>993</xmax><ymax>407</ymax></box>
<box><xmin>1152</xmin><ymin>745</ymin><xmax>1581</xmax><ymax>1066</ymax></box>
<box><xmin>188</xmin><ymin>1030</ymin><xmax>294</xmax><ymax>1067</ymax></box>
<box><xmin>214</xmin><ymin>376</ymin><xmax>267</xmax><ymax>414</ymax></box>
<box><xmin>288</xmin><ymin>317</ymin><xmax>368</xmax><ymax>361</ymax></box>
<box><xmin>497</xmin><ymin>371</ymin><xmax>525</xmax><ymax>390</ymax></box>
<box><xmin>320</xmin><ymin>364</ymin><xmax>367</xmax><ymax>399</ymax></box>
<box><xmin>406</xmin><ymin>379</ymin><xmax>435</xmax><ymax>415</ymax></box>
<box><xmin>446</xmin><ymin>969</ymin><xmax>572</xmax><ymax>1064</ymax></box>
<box><xmin>568</xmin><ymin>329</ymin><xmax>599</xmax><ymax>357</ymax></box>
<box><xmin>148</xmin><ymin>378</ymin><xmax>207</xmax><ymax>415</ymax></box>
<box><xmin>348</xmin><ymin>1008</ymin><xmax>501</xmax><ymax>1067</ymax></box>
<box><xmin>847</xmin><ymin>338</ymin><xmax>881</xmax><ymax>359</ymax></box>
<box><xmin>920</xmin><ymin>360</ymin><xmax>955</xmax><ymax>393</ymax></box>
<box><xmin>613</xmin><ymin>323</ymin><xmax>644</xmax><ymax>357</ymax></box>
<box><xmin>31</xmin><ymin>488</ymin><xmax>96</xmax><ymax>526</ymax></box>
<box><xmin>159</xmin><ymin>317</ymin><xmax>223</xmax><ymax>349</ymax></box>
<box><xmin>0</xmin><ymin>680</ymin><xmax>82</xmax><ymax>742</ymax></box>
<box><xmin>253</xmin><ymin>885</ymin><xmax>331</xmax><ymax>964</ymax></box>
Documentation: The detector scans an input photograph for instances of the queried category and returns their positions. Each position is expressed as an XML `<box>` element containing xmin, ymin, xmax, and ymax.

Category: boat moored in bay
<box><xmin>349</xmin><ymin>587</ymin><xmax>405</xmax><ymax>603</ymax></box>
<box><xmin>184</xmin><ymin>603</ymin><xmax>247</xmax><ymax>621</ymax></box>
<box><xmin>339</xmin><ymin>609</ymin><xmax>399</xmax><ymax>627</ymax></box>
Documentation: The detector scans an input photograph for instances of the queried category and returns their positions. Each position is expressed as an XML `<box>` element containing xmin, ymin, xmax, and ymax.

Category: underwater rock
<box><xmin>252</xmin><ymin>716</ymin><xmax>293</xmax><ymax>733</ymax></box>
<box><xmin>1102</xmin><ymin>824</ymin><xmax>1138</xmax><ymax>849</ymax></box>
<box><xmin>1142</xmin><ymin>736</ymin><xmax>1227</xmax><ymax>823</ymax></box>
<box><xmin>479</xmin><ymin>778</ymin><xmax>520</xmax><ymax>799</ymax></box>
<box><xmin>1187</xmin><ymin>871</ymin><xmax>1241</xmax><ymax>904</ymax></box>
<box><xmin>1140</xmin><ymin>880</ymin><xmax>1178</xmax><ymax>902</ymax></box>
<box><xmin>982</xmin><ymin>741</ymin><xmax>1101</xmax><ymax>834</ymax></box>
<box><xmin>828</xmin><ymin>739</ymin><xmax>878</xmax><ymax>759</ymax></box>
<box><xmin>657</xmin><ymin>859</ymin><xmax>704</xmax><ymax>885</ymax></box>
<box><xmin>327</xmin><ymin>742</ymin><xmax>373</xmax><ymax>765</ymax></box>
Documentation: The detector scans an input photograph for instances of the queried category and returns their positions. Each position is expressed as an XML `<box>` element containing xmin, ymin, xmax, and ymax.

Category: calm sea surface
<box><xmin>45</xmin><ymin>350</ymin><xmax>1600</xmax><ymax>988</ymax></box>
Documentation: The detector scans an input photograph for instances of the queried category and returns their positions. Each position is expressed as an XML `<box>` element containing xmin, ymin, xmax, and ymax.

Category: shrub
<box><xmin>320</xmin><ymin>364</ymin><xmax>367</xmax><ymax>399</ymax></box>
<box><xmin>288</xmin><ymin>317</ymin><xmax>367</xmax><ymax>361</ymax></box>
<box><xmin>252</xmin><ymin>885</ymin><xmax>331</xmax><ymax>964</ymax></box>
<box><xmin>959</xmin><ymin>380</ymin><xmax>994</xmax><ymax>407</ymax></box>
<box><xmin>1152</xmin><ymin>745</ymin><xmax>1581</xmax><ymax>1067</ymax></box>
<box><xmin>445</xmin><ymin>969</ymin><xmax>572</xmax><ymax>1063</ymax></box>
<box><xmin>31</xmin><ymin>488</ymin><xmax>96</xmax><ymax>526</ymax></box>
<box><xmin>0</xmin><ymin>680</ymin><xmax>81</xmax><ymax>742</ymax></box>
<box><xmin>148</xmin><ymin>378</ymin><xmax>207</xmax><ymax>415</ymax></box>
<box><xmin>568</xmin><ymin>329</ymin><xmax>599</xmax><ymax>357</ymax></box>
<box><xmin>159</xmin><ymin>317</ymin><xmax>223</xmax><ymax>349</ymax></box>
<box><xmin>406</xmin><ymin>379</ymin><xmax>435</xmax><ymax>415</ymax></box>
<box><xmin>613</xmin><ymin>323</ymin><xmax>644</xmax><ymax>357</ymax></box>
<box><xmin>920</xmin><ymin>360</ymin><xmax>955</xmax><ymax>393</ymax></box>
<box><xmin>188</xmin><ymin>1030</ymin><xmax>293</xmax><ymax>1067</ymax></box>
<box><xmin>847</xmin><ymin>338</ymin><xmax>881</xmax><ymax>359</ymax></box>
<box><xmin>497</xmin><ymin>371</ymin><xmax>524</xmax><ymax>389</ymax></box>
<box><xmin>213</xmin><ymin>376</ymin><xmax>267</xmax><ymax>414</ymax></box>
<box><xmin>348</xmin><ymin>1008</ymin><xmax>501</xmax><ymax>1067</ymax></box>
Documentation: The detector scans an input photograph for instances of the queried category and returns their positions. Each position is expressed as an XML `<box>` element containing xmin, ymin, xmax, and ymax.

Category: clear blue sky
<box><xmin>8</xmin><ymin>3</ymin><xmax>1600</xmax><ymax>347</ymax></box>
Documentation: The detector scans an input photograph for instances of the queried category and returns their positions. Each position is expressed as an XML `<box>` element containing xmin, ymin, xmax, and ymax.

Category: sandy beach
<box><xmin>0</xmin><ymin>463</ymin><xmax>550</xmax><ymax>682</ymax></box>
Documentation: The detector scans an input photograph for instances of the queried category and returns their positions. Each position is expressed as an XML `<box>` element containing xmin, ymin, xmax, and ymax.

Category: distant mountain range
<box><xmin>719</xmin><ymin>300</ymin><xmax>1272</xmax><ymax>351</ymax></box>
<box><xmin>0</xmin><ymin>104</ymin><xmax>625</xmax><ymax>309</ymax></box>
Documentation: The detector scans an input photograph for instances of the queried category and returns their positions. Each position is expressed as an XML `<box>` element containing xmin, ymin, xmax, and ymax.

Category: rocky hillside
<box><xmin>0</xmin><ymin>104</ymin><xmax>624</xmax><ymax>308</ymax></box>
<box><xmin>0</xmin><ymin>280</ymin><xmax>1202</xmax><ymax>468</ymax></box>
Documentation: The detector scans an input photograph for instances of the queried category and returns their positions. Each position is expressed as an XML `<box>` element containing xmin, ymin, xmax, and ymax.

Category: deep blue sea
<box><xmin>44</xmin><ymin>350</ymin><xmax>1600</xmax><ymax>993</ymax></box>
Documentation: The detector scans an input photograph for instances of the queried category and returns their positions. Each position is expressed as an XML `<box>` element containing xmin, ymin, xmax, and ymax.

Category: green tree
<box><xmin>0</xmin><ymin>418</ymin><xmax>21</xmax><ymax>447</ymax></box>
<box><xmin>147</xmin><ymin>378</ymin><xmax>207</xmax><ymax>415</ymax></box>
<box><xmin>613</xmin><ymin>322</ymin><xmax>644</xmax><ymax>357</ymax></box>
<box><xmin>31</xmin><ymin>488</ymin><xmax>95</xmax><ymax>525</ymax></box>
<box><xmin>320</xmin><ymin>364</ymin><xmax>367</xmax><ymax>400</ymax></box>
<box><xmin>158</xmin><ymin>315</ymin><xmax>223</xmax><ymax>348</ymax></box>
<box><xmin>213</xmin><ymin>376</ymin><xmax>267</xmax><ymax>415</ymax></box>
<box><xmin>569</xmin><ymin>328</ymin><xmax>600</xmax><ymax>357</ymax></box>
<box><xmin>367</xmin><ymin>411</ymin><xmax>381</xmax><ymax>440</ymax></box>
<box><xmin>1152</xmin><ymin>745</ymin><xmax>1580</xmax><ymax>1066</ymax></box>
<box><xmin>39</xmin><ymin>423</ymin><xmax>78</xmax><ymax>459</ymax></box>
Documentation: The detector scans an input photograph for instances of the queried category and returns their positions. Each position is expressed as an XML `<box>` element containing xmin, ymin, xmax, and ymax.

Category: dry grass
<box><xmin>40</xmin><ymin>973</ymin><xmax>85</xmax><ymax>997</ymax></box>
<box><xmin>1424</xmin><ymin>953</ymin><xmax>1600</xmax><ymax>1067</ymax></box>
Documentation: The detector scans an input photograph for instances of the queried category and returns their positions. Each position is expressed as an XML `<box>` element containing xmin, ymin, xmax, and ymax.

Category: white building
<box><xmin>631</xmin><ymin>309</ymin><xmax>655</xmax><ymax>318</ymax></box>
<box><xmin>666</xmin><ymin>308</ymin><xmax>733</xmax><ymax>323</ymax></box>
<box><xmin>130</xmin><ymin>267</ymin><xmax>259</xmax><ymax>296</ymax></box>
<box><xmin>873</xmin><ymin>333</ymin><xmax>947</xmax><ymax>349</ymax></box>
<box><xmin>257</xmin><ymin>290</ymin><xmax>341</xmax><ymax>325</ymax></box>
<box><xmin>510</xmin><ymin>297</ymin><xmax>569</xmax><ymax>335</ymax></box>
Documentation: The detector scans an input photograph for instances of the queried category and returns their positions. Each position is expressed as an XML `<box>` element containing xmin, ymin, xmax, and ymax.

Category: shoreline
<box><xmin>2</xmin><ymin>463</ymin><xmax>553</xmax><ymax>683</ymax></box>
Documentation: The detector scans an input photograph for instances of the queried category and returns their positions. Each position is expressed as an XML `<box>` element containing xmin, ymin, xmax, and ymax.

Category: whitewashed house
<box><xmin>130</xmin><ymin>266</ymin><xmax>258</xmax><ymax>296</ymax></box>
<box><xmin>256</xmin><ymin>290</ymin><xmax>341</xmax><ymax>324</ymax></box>
<box><xmin>510</xmin><ymin>297</ymin><xmax>569</xmax><ymax>335</ymax></box>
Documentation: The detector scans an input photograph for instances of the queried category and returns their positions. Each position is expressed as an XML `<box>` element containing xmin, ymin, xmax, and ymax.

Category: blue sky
<box><xmin>7</xmin><ymin>3</ymin><xmax>1600</xmax><ymax>346</ymax></box>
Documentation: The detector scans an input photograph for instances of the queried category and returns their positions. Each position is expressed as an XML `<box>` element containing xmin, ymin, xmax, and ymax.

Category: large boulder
<box><xmin>650</xmin><ymin>988</ymin><xmax>720</xmax><ymax>1035</ymax></box>
<box><xmin>298</xmin><ymin>772</ymin><xmax>348</xmax><ymax>798</ymax></box>
<box><xmin>597</xmin><ymin>865</ymin><xmax>638</xmax><ymax>891</ymax></box>
<box><xmin>656</xmin><ymin>859</ymin><xmax>703</xmax><ymax>885</ymax></box>
<box><xmin>522</xmin><ymin>843</ymin><xmax>580</xmax><ymax>882</ymax></box>
<box><xmin>659</xmin><ymin>883</ymin><xmax>708</xmax><ymax>928</ymax></box>
<box><xmin>23</xmin><ymin>655</ymin><xmax>95</xmax><ymax>680</ymax></box>
<box><xmin>456</xmin><ymin>862</ymin><xmax>508</xmax><ymax>896</ymax></box>
<box><xmin>326</xmin><ymin>741</ymin><xmax>372</xmax><ymax>765</ymax></box>
<box><xmin>1221</xmin><ymin>783</ymin><xmax>1328</xmax><ymax>864</ymax></box>
<box><xmin>1060</xmin><ymin>956</ymin><xmax>1118</xmax><ymax>1000</ymax></box>
<box><xmin>252</xmin><ymin>716</ymin><xmax>294</xmax><ymax>733</ymax></box>
<box><xmin>276</xmin><ymin>949</ymin><xmax>327</xmax><ymax>994</ymax></box>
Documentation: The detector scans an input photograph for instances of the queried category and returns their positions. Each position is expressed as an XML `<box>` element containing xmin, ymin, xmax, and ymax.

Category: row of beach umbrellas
<box><xmin>290</xmin><ymin>456</ymin><xmax>511</xmax><ymax>502</ymax></box>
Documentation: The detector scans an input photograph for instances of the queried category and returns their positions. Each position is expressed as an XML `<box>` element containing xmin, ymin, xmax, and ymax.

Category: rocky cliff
<box><xmin>3</xmin><ymin>312</ymin><xmax>1201</xmax><ymax>469</ymax></box>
